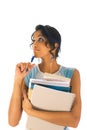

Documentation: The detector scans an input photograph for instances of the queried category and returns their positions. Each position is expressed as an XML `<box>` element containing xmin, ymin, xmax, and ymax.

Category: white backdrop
<box><xmin>0</xmin><ymin>0</ymin><xmax>87</xmax><ymax>130</ymax></box>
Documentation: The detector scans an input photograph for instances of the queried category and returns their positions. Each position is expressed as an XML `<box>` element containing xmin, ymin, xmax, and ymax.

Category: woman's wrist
<box><xmin>14</xmin><ymin>77</ymin><xmax>24</xmax><ymax>86</ymax></box>
<box><xmin>27</xmin><ymin>107</ymin><xmax>34</xmax><ymax>116</ymax></box>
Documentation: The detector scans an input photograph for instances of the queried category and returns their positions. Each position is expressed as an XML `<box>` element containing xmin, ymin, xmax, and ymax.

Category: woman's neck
<box><xmin>39</xmin><ymin>58</ymin><xmax>60</xmax><ymax>73</ymax></box>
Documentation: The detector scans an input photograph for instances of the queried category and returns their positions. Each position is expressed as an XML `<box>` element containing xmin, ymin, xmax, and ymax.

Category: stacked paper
<box><xmin>31</xmin><ymin>84</ymin><xmax>76</xmax><ymax>111</ymax></box>
<box><xmin>26</xmin><ymin>73</ymin><xmax>76</xmax><ymax>130</ymax></box>
<box><xmin>30</xmin><ymin>77</ymin><xmax>70</xmax><ymax>92</ymax></box>
<box><xmin>30</xmin><ymin>78</ymin><xmax>70</xmax><ymax>87</ymax></box>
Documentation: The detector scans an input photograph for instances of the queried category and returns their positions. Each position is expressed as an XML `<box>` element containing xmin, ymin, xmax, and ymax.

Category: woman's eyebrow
<box><xmin>32</xmin><ymin>35</ymin><xmax>44</xmax><ymax>39</ymax></box>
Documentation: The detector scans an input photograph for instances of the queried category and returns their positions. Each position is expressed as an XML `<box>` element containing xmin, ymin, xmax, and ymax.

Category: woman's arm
<box><xmin>8</xmin><ymin>80</ymin><xmax>25</xmax><ymax>126</ymax></box>
<box><xmin>22</xmin><ymin>69</ymin><xmax>82</xmax><ymax>128</ymax></box>
<box><xmin>8</xmin><ymin>62</ymin><xmax>34</xmax><ymax>126</ymax></box>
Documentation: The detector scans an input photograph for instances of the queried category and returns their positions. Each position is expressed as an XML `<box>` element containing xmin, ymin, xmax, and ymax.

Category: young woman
<box><xmin>8</xmin><ymin>25</ymin><xmax>81</xmax><ymax>130</ymax></box>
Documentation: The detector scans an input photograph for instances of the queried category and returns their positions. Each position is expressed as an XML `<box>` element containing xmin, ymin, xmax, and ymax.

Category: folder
<box><xmin>31</xmin><ymin>84</ymin><xmax>76</xmax><ymax>111</ymax></box>
<box><xmin>30</xmin><ymin>78</ymin><xmax>70</xmax><ymax>87</ymax></box>
<box><xmin>27</xmin><ymin>73</ymin><xmax>75</xmax><ymax>130</ymax></box>
<box><xmin>26</xmin><ymin>85</ymin><xmax>76</xmax><ymax>130</ymax></box>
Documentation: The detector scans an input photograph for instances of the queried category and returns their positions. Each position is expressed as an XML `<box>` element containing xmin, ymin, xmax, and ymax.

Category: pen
<box><xmin>26</xmin><ymin>56</ymin><xmax>35</xmax><ymax>72</ymax></box>
<box><xmin>31</xmin><ymin>56</ymin><xmax>35</xmax><ymax>62</ymax></box>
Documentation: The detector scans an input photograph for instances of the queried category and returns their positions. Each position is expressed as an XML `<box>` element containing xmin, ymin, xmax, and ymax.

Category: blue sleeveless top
<box><xmin>25</xmin><ymin>65</ymin><xmax>75</xmax><ymax>89</ymax></box>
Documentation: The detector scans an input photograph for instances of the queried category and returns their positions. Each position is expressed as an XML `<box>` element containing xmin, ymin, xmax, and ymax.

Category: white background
<box><xmin>0</xmin><ymin>0</ymin><xmax>87</xmax><ymax>130</ymax></box>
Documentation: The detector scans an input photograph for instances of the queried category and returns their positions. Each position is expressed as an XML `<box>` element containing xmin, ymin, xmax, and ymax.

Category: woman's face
<box><xmin>31</xmin><ymin>30</ymin><xmax>51</xmax><ymax>59</ymax></box>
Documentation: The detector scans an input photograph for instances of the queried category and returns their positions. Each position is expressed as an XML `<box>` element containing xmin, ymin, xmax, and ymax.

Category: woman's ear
<box><xmin>47</xmin><ymin>43</ymin><xmax>51</xmax><ymax>49</ymax></box>
<box><xmin>55</xmin><ymin>43</ymin><xmax>59</xmax><ymax>49</ymax></box>
<box><xmin>50</xmin><ymin>43</ymin><xmax>59</xmax><ymax>58</ymax></box>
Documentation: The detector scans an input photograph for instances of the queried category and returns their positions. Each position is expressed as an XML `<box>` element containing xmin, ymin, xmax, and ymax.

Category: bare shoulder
<box><xmin>73</xmin><ymin>68</ymin><xmax>80</xmax><ymax>76</ymax></box>
<box><xmin>70</xmin><ymin>68</ymin><xmax>81</xmax><ymax>94</ymax></box>
<box><xmin>71</xmin><ymin>68</ymin><xmax>80</xmax><ymax>83</ymax></box>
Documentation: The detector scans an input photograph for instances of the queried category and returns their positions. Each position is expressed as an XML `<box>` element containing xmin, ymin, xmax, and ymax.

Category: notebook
<box><xmin>30</xmin><ymin>78</ymin><xmax>70</xmax><ymax>87</ymax></box>
<box><xmin>31</xmin><ymin>84</ymin><xmax>76</xmax><ymax>111</ymax></box>
<box><xmin>26</xmin><ymin>85</ymin><xmax>76</xmax><ymax>130</ymax></box>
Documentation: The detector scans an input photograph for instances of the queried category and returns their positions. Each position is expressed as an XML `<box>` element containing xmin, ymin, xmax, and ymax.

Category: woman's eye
<box><xmin>38</xmin><ymin>38</ymin><xmax>44</xmax><ymax>42</ymax></box>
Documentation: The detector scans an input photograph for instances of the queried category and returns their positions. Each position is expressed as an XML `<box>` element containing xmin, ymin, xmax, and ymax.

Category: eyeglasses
<box><xmin>31</xmin><ymin>36</ymin><xmax>46</xmax><ymax>45</ymax></box>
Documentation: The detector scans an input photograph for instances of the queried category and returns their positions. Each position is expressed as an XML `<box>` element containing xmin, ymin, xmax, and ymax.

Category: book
<box><xmin>31</xmin><ymin>84</ymin><xmax>76</xmax><ymax>111</ymax></box>
<box><xmin>27</xmin><ymin>74</ymin><xmax>74</xmax><ymax>130</ymax></box>
<box><xmin>26</xmin><ymin>85</ymin><xmax>76</xmax><ymax>130</ymax></box>
<box><xmin>28</xmin><ymin>77</ymin><xmax>71</xmax><ymax>100</ymax></box>
<box><xmin>34</xmin><ymin>84</ymin><xmax>71</xmax><ymax>92</ymax></box>
<box><xmin>30</xmin><ymin>78</ymin><xmax>70</xmax><ymax>87</ymax></box>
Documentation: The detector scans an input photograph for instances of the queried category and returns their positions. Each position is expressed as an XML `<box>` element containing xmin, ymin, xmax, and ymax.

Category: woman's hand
<box><xmin>14</xmin><ymin>62</ymin><xmax>35</xmax><ymax>82</ymax></box>
<box><xmin>22</xmin><ymin>93</ymin><xmax>33</xmax><ymax>115</ymax></box>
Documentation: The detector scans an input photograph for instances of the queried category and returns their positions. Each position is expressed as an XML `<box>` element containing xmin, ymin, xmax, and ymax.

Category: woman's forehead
<box><xmin>33</xmin><ymin>30</ymin><xmax>43</xmax><ymax>38</ymax></box>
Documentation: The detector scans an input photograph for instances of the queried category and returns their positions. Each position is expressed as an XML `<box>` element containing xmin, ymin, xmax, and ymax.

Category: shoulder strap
<box><xmin>59</xmin><ymin>66</ymin><xmax>75</xmax><ymax>79</ymax></box>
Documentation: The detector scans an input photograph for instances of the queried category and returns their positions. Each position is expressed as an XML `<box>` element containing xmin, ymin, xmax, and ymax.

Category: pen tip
<box><xmin>31</xmin><ymin>56</ymin><xmax>35</xmax><ymax>62</ymax></box>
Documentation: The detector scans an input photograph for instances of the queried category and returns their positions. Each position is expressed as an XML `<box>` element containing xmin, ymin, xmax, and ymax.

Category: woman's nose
<box><xmin>32</xmin><ymin>42</ymin><xmax>38</xmax><ymax>49</ymax></box>
<box><xmin>34</xmin><ymin>39</ymin><xmax>39</xmax><ymax>45</ymax></box>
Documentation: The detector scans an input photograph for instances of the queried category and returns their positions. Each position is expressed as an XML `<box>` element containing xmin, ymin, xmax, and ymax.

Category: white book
<box><xmin>26</xmin><ymin>85</ymin><xmax>76</xmax><ymax>130</ymax></box>
<box><xmin>30</xmin><ymin>78</ymin><xmax>70</xmax><ymax>87</ymax></box>
<box><xmin>31</xmin><ymin>84</ymin><xmax>76</xmax><ymax>111</ymax></box>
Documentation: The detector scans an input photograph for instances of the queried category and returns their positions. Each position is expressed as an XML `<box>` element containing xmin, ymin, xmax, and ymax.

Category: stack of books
<box><xmin>26</xmin><ymin>73</ymin><xmax>76</xmax><ymax>130</ymax></box>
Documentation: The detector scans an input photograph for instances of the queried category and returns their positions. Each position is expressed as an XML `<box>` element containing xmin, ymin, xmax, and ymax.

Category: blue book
<box><xmin>36</xmin><ymin>84</ymin><xmax>71</xmax><ymax>92</ymax></box>
<box><xmin>30</xmin><ymin>78</ymin><xmax>70</xmax><ymax>92</ymax></box>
